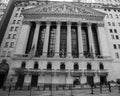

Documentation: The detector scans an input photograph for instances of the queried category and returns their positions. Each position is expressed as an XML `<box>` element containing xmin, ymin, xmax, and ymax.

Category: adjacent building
<box><xmin>0</xmin><ymin>0</ymin><xmax>120</xmax><ymax>89</ymax></box>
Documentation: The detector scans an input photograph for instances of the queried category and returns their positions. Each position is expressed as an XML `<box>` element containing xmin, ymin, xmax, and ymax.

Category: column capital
<box><xmin>97</xmin><ymin>23</ymin><xmax>104</xmax><ymax>27</ymax></box>
<box><xmin>77</xmin><ymin>22</ymin><xmax>82</xmax><ymax>25</ymax></box>
<box><xmin>46</xmin><ymin>21</ymin><xmax>51</xmax><ymax>25</ymax></box>
<box><xmin>22</xmin><ymin>20</ymin><xmax>31</xmax><ymax>25</ymax></box>
<box><xmin>35</xmin><ymin>21</ymin><xmax>41</xmax><ymax>25</ymax></box>
<box><xmin>87</xmin><ymin>22</ymin><xmax>92</xmax><ymax>26</ymax></box>
<box><xmin>67</xmin><ymin>21</ymin><xmax>72</xmax><ymax>25</ymax></box>
<box><xmin>56</xmin><ymin>21</ymin><xmax>61</xmax><ymax>25</ymax></box>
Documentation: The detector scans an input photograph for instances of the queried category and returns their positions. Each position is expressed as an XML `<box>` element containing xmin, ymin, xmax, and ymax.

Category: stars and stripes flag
<box><xmin>29</xmin><ymin>44</ymin><xmax>35</xmax><ymax>58</ymax></box>
<box><xmin>89</xmin><ymin>46</ymin><xmax>94</xmax><ymax>59</ymax></box>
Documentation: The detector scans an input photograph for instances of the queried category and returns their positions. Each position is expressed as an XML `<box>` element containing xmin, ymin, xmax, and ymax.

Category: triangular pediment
<box><xmin>23</xmin><ymin>2</ymin><xmax>105</xmax><ymax>17</ymax></box>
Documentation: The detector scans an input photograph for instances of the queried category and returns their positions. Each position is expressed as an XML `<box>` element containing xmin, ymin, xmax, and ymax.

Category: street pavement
<box><xmin>0</xmin><ymin>86</ymin><xmax>120</xmax><ymax>96</ymax></box>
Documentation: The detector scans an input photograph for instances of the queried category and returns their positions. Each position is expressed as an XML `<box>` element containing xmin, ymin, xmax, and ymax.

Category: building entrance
<box><xmin>31</xmin><ymin>75</ymin><xmax>38</xmax><ymax>87</ymax></box>
<box><xmin>16</xmin><ymin>74</ymin><xmax>25</xmax><ymax>88</ymax></box>
<box><xmin>100</xmin><ymin>76</ymin><xmax>107</xmax><ymax>85</ymax></box>
<box><xmin>73</xmin><ymin>79</ymin><xmax>80</xmax><ymax>85</ymax></box>
<box><xmin>87</xmin><ymin>76</ymin><xmax>94</xmax><ymax>86</ymax></box>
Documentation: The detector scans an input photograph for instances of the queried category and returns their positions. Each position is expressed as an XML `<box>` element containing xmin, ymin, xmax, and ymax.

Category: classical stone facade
<box><xmin>1</xmin><ymin>0</ymin><xmax>120</xmax><ymax>88</ymax></box>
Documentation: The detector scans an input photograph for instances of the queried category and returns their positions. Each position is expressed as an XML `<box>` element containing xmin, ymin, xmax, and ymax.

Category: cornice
<box><xmin>11</xmin><ymin>56</ymin><xmax>113</xmax><ymax>62</ymax></box>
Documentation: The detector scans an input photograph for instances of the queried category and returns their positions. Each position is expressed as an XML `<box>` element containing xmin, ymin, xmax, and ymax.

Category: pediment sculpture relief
<box><xmin>34</xmin><ymin>4</ymin><xmax>92</xmax><ymax>15</ymax></box>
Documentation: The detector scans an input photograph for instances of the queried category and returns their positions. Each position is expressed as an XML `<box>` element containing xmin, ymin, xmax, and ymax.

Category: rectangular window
<box><xmin>12</xmin><ymin>34</ymin><xmax>16</xmax><ymax>39</ymax></box>
<box><xmin>114</xmin><ymin>29</ymin><xmax>117</xmax><ymax>33</ymax></box>
<box><xmin>15</xmin><ymin>27</ymin><xmax>19</xmax><ymax>31</ymax></box>
<box><xmin>113</xmin><ymin>44</ymin><xmax>117</xmax><ymax>49</ymax></box>
<box><xmin>7</xmin><ymin>51</ymin><xmax>11</xmax><ymax>57</ymax></box>
<box><xmin>116</xmin><ymin>35</ymin><xmax>119</xmax><ymax>39</ymax></box>
<box><xmin>116</xmin><ymin>14</ymin><xmax>119</xmax><ymax>19</ymax></box>
<box><xmin>15</xmin><ymin>13</ymin><xmax>18</xmax><ymax>17</ymax></box>
<box><xmin>9</xmin><ymin>42</ymin><xmax>14</xmax><ymax>48</ymax></box>
<box><xmin>115</xmin><ymin>53</ymin><xmax>119</xmax><ymax>58</ymax></box>
<box><xmin>108</xmin><ymin>22</ymin><xmax>111</xmax><ymax>26</ymax></box>
<box><xmin>7</xmin><ymin>34</ymin><xmax>11</xmax><ymax>39</ymax></box>
<box><xmin>118</xmin><ymin>44</ymin><xmax>120</xmax><ymax>49</ymax></box>
<box><xmin>110</xmin><ymin>29</ymin><xmax>113</xmax><ymax>33</ymax></box>
<box><xmin>12</xmin><ymin>20</ymin><xmax>16</xmax><ymax>24</ymax></box>
<box><xmin>10</xmin><ymin>27</ymin><xmax>14</xmax><ymax>31</ymax></box>
<box><xmin>4</xmin><ymin>42</ymin><xmax>9</xmax><ymax>48</ymax></box>
<box><xmin>17</xmin><ymin>20</ymin><xmax>21</xmax><ymax>24</ymax></box>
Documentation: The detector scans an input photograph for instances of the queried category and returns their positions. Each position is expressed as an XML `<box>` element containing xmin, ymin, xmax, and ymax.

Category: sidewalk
<box><xmin>0</xmin><ymin>86</ymin><xmax>120</xmax><ymax>96</ymax></box>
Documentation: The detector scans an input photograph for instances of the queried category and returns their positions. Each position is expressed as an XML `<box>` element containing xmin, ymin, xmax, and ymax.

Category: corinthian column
<box><xmin>77</xmin><ymin>22</ymin><xmax>83</xmax><ymax>57</ymax></box>
<box><xmin>15</xmin><ymin>21</ymin><xmax>31</xmax><ymax>55</ymax></box>
<box><xmin>54</xmin><ymin>21</ymin><xmax>61</xmax><ymax>57</ymax></box>
<box><xmin>32</xmin><ymin>22</ymin><xmax>41</xmax><ymax>56</ymax></box>
<box><xmin>42</xmin><ymin>21</ymin><xmax>51</xmax><ymax>57</ymax></box>
<box><xmin>67</xmin><ymin>21</ymin><xmax>72</xmax><ymax>58</ymax></box>
<box><xmin>87</xmin><ymin>23</ymin><xmax>95</xmax><ymax>57</ymax></box>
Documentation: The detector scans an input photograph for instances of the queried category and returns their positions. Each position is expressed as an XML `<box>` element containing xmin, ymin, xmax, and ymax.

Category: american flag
<box><xmin>29</xmin><ymin>45</ymin><xmax>35</xmax><ymax>58</ymax></box>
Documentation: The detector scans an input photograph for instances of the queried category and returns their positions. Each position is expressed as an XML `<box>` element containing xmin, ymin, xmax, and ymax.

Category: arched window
<box><xmin>74</xmin><ymin>63</ymin><xmax>79</xmax><ymax>70</ymax></box>
<box><xmin>60</xmin><ymin>63</ymin><xmax>65</xmax><ymax>70</ymax></box>
<box><xmin>21</xmin><ymin>61</ymin><xmax>26</xmax><ymax>68</ymax></box>
<box><xmin>47</xmin><ymin>62</ymin><xmax>52</xmax><ymax>70</ymax></box>
<box><xmin>87</xmin><ymin>63</ymin><xmax>91</xmax><ymax>70</ymax></box>
<box><xmin>99</xmin><ymin>63</ymin><xmax>104</xmax><ymax>70</ymax></box>
<box><xmin>34</xmin><ymin>62</ymin><xmax>38</xmax><ymax>69</ymax></box>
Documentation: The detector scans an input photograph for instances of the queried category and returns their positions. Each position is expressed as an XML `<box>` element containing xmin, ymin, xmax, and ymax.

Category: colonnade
<box><xmin>15</xmin><ymin>20</ymin><xmax>109</xmax><ymax>58</ymax></box>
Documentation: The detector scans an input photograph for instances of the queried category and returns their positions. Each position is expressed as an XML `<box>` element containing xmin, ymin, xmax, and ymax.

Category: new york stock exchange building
<box><xmin>0</xmin><ymin>0</ymin><xmax>120</xmax><ymax>89</ymax></box>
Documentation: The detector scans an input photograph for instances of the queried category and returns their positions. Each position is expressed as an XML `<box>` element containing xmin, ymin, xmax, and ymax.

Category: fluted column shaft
<box><xmin>88</xmin><ymin>23</ymin><xmax>95</xmax><ymax>57</ymax></box>
<box><xmin>77</xmin><ymin>22</ymin><xmax>83</xmax><ymax>57</ymax></box>
<box><xmin>42</xmin><ymin>22</ymin><xmax>51</xmax><ymax>57</ymax></box>
<box><xmin>32</xmin><ymin>22</ymin><xmax>41</xmax><ymax>55</ymax></box>
<box><xmin>55</xmin><ymin>22</ymin><xmax>61</xmax><ymax>57</ymax></box>
<box><xmin>67</xmin><ymin>22</ymin><xmax>72</xmax><ymax>57</ymax></box>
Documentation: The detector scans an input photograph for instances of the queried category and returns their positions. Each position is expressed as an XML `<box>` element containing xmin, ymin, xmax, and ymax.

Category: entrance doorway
<box><xmin>87</xmin><ymin>76</ymin><xmax>94</xmax><ymax>86</ymax></box>
<box><xmin>73</xmin><ymin>79</ymin><xmax>80</xmax><ymax>85</ymax></box>
<box><xmin>16</xmin><ymin>75</ymin><xmax>25</xmax><ymax>88</ymax></box>
<box><xmin>100</xmin><ymin>76</ymin><xmax>107</xmax><ymax>85</ymax></box>
<box><xmin>31</xmin><ymin>75</ymin><xmax>38</xmax><ymax>87</ymax></box>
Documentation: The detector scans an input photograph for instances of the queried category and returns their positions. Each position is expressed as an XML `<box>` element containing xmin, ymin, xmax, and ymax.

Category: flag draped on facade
<box><xmin>29</xmin><ymin>45</ymin><xmax>35</xmax><ymax>58</ymax></box>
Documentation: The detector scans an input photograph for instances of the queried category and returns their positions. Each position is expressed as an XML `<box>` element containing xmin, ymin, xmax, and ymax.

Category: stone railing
<box><xmin>84</xmin><ymin>69</ymin><xmax>96</xmax><ymax>76</ymax></box>
<box><xmin>97</xmin><ymin>69</ymin><xmax>108</xmax><ymax>76</ymax></box>
<box><xmin>12</xmin><ymin>68</ymin><xmax>109</xmax><ymax>76</ymax></box>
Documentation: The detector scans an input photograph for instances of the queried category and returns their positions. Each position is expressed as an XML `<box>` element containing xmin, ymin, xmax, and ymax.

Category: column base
<box><xmin>79</xmin><ymin>53</ymin><xmax>84</xmax><ymax>58</ymax></box>
<box><xmin>66</xmin><ymin>54</ymin><xmax>72</xmax><ymax>58</ymax></box>
<box><xmin>41</xmin><ymin>52</ymin><xmax>47</xmax><ymax>58</ymax></box>
<box><xmin>54</xmin><ymin>54</ymin><xmax>60</xmax><ymax>58</ymax></box>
